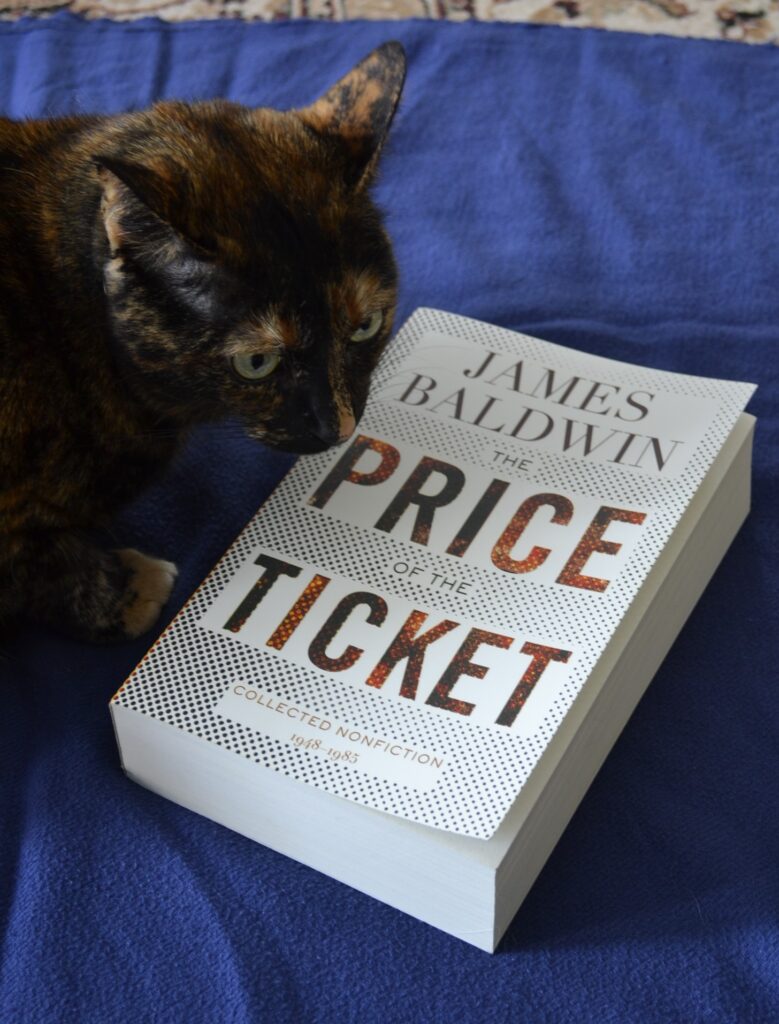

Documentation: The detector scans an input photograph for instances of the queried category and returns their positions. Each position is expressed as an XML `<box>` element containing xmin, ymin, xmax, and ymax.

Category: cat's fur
<box><xmin>0</xmin><ymin>42</ymin><xmax>406</xmax><ymax>643</ymax></box>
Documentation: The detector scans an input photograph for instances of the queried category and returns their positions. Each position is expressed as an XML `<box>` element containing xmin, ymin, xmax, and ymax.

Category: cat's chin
<box><xmin>264</xmin><ymin>436</ymin><xmax>338</xmax><ymax>455</ymax></box>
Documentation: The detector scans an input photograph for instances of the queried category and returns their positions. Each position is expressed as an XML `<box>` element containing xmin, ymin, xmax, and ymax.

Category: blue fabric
<box><xmin>1</xmin><ymin>13</ymin><xmax>777</xmax><ymax>1022</ymax></box>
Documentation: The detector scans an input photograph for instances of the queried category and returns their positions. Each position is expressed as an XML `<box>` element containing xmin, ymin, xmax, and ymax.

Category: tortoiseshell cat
<box><xmin>0</xmin><ymin>43</ymin><xmax>405</xmax><ymax>643</ymax></box>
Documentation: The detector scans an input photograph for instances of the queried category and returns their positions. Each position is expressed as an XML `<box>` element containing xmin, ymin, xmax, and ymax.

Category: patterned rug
<box><xmin>0</xmin><ymin>0</ymin><xmax>776</xmax><ymax>42</ymax></box>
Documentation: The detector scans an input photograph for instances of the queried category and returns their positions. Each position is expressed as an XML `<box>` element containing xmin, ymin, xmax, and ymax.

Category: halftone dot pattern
<box><xmin>115</xmin><ymin>309</ymin><xmax>755</xmax><ymax>839</ymax></box>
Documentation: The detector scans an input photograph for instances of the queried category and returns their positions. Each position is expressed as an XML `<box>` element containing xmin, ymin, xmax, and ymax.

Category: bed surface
<box><xmin>1</xmin><ymin>15</ymin><xmax>776</xmax><ymax>1022</ymax></box>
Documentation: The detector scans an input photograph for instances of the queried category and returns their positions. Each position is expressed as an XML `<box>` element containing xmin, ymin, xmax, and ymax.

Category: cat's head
<box><xmin>94</xmin><ymin>43</ymin><xmax>405</xmax><ymax>454</ymax></box>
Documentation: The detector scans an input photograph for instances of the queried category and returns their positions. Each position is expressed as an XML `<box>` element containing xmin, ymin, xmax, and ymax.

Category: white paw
<box><xmin>117</xmin><ymin>548</ymin><xmax>178</xmax><ymax>638</ymax></box>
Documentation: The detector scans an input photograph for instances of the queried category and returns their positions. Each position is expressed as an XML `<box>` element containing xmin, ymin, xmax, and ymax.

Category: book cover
<box><xmin>112</xmin><ymin>309</ymin><xmax>756</xmax><ymax>841</ymax></box>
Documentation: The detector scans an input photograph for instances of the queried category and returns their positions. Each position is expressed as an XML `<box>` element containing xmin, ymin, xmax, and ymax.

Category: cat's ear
<box><xmin>93</xmin><ymin>156</ymin><xmax>212</xmax><ymax>259</ymax></box>
<box><xmin>94</xmin><ymin>157</ymin><xmax>220</xmax><ymax>316</ymax></box>
<box><xmin>296</xmin><ymin>41</ymin><xmax>406</xmax><ymax>190</ymax></box>
<box><xmin>96</xmin><ymin>157</ymin><xmax>174</xmax><ymax>251</ymax></box>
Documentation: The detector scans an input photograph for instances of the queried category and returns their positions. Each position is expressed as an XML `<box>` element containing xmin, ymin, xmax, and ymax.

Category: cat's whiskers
<box><xmin>1</xmin><ymin>165</ymin><xmax>38</xmax><ymax>183</ymax></box>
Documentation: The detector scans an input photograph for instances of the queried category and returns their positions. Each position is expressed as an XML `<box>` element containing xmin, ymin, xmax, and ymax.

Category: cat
<box><xmin>0</xmin><ymin>42</ymin><xmax>406</xmax><ymax>644</ymax></box>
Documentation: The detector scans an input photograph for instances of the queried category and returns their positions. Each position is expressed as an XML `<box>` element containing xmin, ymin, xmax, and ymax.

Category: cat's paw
<box><xmin>116</xmin><ymin>548</ymin><xmax>178</xmax><ymax>638</ymax></box>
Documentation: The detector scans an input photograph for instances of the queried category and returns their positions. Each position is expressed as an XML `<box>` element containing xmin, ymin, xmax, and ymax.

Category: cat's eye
<box><xmin>349</xmin><ymin>311</ymin><xmax>383</xmax><ymax>343</ymax></box>
<box><xmin>231</xmin><ymin>351</ymin><xmax>281</xmax><ymax>381</ymax></box>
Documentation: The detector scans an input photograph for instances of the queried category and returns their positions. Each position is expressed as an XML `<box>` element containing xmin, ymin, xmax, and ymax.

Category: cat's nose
<box><xmin>307</xmin><ymin>402</ymin><xmax>355</xmax><ymax>446</ymax></box>
<box><xmin>306</xmin><ymin>410</ymin><xmax>343</xmax><ymax>447</ymax></box>
<box><xmin>312</xmin><ymin>421</ymin><xmax>353</xmax><ymax>446</ymax></box>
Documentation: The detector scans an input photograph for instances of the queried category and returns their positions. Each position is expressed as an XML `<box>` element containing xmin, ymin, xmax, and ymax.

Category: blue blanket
<box><xmin>1</xmin><ymin>14</ymin><xmax>776</xmax><ymax>1023</ymax></box>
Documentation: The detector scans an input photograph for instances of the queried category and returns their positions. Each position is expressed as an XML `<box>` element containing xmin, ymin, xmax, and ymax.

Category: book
<box><xmin>111</xmin><ymin>308</ymin><xmax>756</xmax><ymax>952</ymax></box>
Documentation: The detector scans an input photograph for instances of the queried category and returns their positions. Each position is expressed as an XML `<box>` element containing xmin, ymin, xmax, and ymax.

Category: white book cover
<box><xmin>113</xmin><ymin>309</ymin><xmax>756</xmax><ymax>840</ymax></box>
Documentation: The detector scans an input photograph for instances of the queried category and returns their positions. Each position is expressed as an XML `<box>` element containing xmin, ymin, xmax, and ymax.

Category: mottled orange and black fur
<box><xmin>0</xmin><ymin>43</ymin><xmax>405</xmax><ymax>643</ymax></box>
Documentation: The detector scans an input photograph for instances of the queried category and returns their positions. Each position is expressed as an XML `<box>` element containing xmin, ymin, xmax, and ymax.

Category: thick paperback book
<box><xmin>111</xmin><ymin>309</ymin><xmax>756</xmax><ymax>951</ymax></box>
